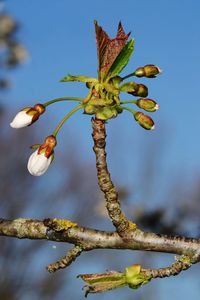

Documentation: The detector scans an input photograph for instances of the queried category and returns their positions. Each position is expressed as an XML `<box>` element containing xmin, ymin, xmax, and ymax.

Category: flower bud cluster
<box><xmin>10</xmin><ymin>23</ymin><xmax>162</xmax><ymax>177</ymax></box>
<box><xmin>119</xmin><ymin>64</ymin><xmax>161</xmax><ymax>130</ymax></box>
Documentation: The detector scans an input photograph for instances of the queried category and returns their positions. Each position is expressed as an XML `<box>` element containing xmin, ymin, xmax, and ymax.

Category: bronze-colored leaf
<box><xmin>94</xmin><ymin>20</ymin><xmax>110</xmax><ymax>78</ymax></box>
<box><xmin>95</xmin><ymin>21</ymin><xmax>130</xmax><ymax>81</ymax></box>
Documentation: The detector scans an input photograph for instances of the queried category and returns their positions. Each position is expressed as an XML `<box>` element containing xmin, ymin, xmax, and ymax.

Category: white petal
<box><xmin>10</xmin><ymin>111</ymin><xmax>32</xmax><ymax>128</ymax></box>
<box><xmin>27</xmin><ymin>151</ymin><xmax>52</xmax><ymax>176</ymax></box>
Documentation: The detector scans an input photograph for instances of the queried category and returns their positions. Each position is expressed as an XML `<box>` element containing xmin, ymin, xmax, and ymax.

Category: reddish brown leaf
<box><xmin>94</xmin><ymin>21</ymin><xmax>110</xmax><ymax>75</ymax></box>
<box><xmin>95</xmin><ymin>21</ymin><xmax>130</xmax><ymax>80</ymax></box>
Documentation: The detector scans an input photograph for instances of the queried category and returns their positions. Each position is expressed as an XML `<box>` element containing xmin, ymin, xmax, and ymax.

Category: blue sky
<box><xmin>2</xmin><ymin>1</ymin><xmax>200</xmax><ymax>299</ymax></box>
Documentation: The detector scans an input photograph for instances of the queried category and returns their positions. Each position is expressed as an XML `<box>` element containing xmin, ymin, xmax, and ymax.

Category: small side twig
<box><xmin>92</xmin><ymin>118</ymin><xmax>135</xmax><ymax>234</ymax></box>
<box><xmin>47</xmin><ymin>245</ymin><xmax>82</xmax><ymax>273</ymax></box>
<box><xmin>141</xmin><ymin>255</ymin><xmax>197</xmax><ymax>279</ymax></box>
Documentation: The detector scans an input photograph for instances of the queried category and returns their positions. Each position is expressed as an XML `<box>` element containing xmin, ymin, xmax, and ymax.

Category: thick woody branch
<box><xmin>0</xmin><ymin>218</ymin><xmax>200</xmax><ymax>259</ymax></box>
<box><xmin>92</xmin><ymin>118</ymin><xmax>133</xmax><ymax>234</ymax></box>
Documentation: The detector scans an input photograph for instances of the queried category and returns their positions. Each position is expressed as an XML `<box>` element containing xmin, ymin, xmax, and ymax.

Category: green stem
<box><xmin>121</xmin><ymin>72</ymin><xmax>136</xmax><ymax>81</ymax></box>
<box><xmin>53</xmin><ymin>104</ymin><xmax>84</xmax><ymax>136</ymax></box>
<box><xmin>43</xmin><ymin>97</ymin><xmax>84</xmax><ymax>107</ymax></box>
<box><xmin>120</xmin><ymin>100</ymin><xmax>137</xmax><ymax>105</ymax></box>
<box><xmin>120</xmin><ymin>106</ymin><xmax>136</xmax><ymax>115</ymax></box>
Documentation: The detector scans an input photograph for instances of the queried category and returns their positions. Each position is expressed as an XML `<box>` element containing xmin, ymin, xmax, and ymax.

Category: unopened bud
<box><xmin>10</xmin><ymin>103</ymin><xmax>45</xmax><ymax>128</ymax></box>
<box><xmin>125</xmin><ymin>264</ymin><xmax>151</xmax><ymax>289</ymax></box>
<box><xmin>134</xmin><ymin>112</ymin><xmax>154</xmax><ymax>130</ymax></box>
<box><xmin>129</xmin><ymin>84</ymin><xmax>148</xmax><ymax>98</ymax></box>
<box><xmin>136</xmin><ymin>98</ymin><xmax>159</xmax><ymax>112</ymax></box>
<box><xmin>28</xmin><ymin>135</ymin><xmax>57</xmax><ymax>176</ymax></box>
<box><xmin>135</xmin><ymin>65</ymin><xmax>161</xmax><ymax>78</ymax></box>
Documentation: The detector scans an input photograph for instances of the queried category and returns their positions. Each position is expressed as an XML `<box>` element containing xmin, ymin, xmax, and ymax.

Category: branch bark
<box><xmin>0</xmin><ymin>218</ymin><xmax>200</xmax><ymax>259</ymax></box>
<box><xmin>92</xmin><ymin>118</ymin><xmax>134</xmax><ymax>234</ymax></box>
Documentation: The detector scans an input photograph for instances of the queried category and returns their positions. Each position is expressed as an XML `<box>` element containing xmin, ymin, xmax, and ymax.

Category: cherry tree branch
<box><xmin>0</xmin><ymin>218</ymin><xmax>200</xmax><ymax>259</ymax></box>
<box><xmin>92</xmin><ymin>118</ymin><xmax>135</xmax><ymax>234</ymax></box>
<box><xmin>1</xmin><ymin>118</ymin><xmax>200</xmax><ymax>294</ymax></box>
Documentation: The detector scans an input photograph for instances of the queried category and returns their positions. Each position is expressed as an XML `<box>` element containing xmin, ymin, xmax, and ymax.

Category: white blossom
<box><xmin>27</xmin><ymin>150</ymin><xmax>53</xmax><ymax>176</ymax></box>
<box><xmin>10</xmin><ymin>110</ymin><xmax>33</xmax><ymax>128</ymax></box>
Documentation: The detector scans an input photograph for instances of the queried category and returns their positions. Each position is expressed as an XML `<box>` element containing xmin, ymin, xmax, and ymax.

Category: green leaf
<box><xmin>106</xmin><ymin>39</ymin><xmax>134</xmax><ymax>80</ymax></box>
<box><xmin>78</xmin><ymin>271</ymin><xmax>126</xmax><ymax>296</ymax></box>
<box><xmin>60</xmin><ymin>74</ymin><xmax>98</xmax><ymax>83</ymax></box>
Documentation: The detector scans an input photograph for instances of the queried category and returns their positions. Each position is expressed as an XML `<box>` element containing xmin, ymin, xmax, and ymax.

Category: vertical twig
<box><xmin>92</xmin><ymin>118</ymin><xmax>134</xmax><ymax>234</ymax></box>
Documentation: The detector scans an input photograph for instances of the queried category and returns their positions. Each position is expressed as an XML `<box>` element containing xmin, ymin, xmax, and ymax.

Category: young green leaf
<box><xmin>106</xmin><ymin>39</ymin><xmax>134</xmax><ymax>81</ymax></box>
<box><xmin>60</xmin><ymin>74</ymin><xmax>97</xmax><ymax>83</ymax></box>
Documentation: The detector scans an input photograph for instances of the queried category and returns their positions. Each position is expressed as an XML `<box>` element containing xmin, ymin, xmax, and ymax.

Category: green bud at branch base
<box><xmin>125</xmin><ymin>265</ymin><xmax>152</xmax><ymax>289</ymax></box>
